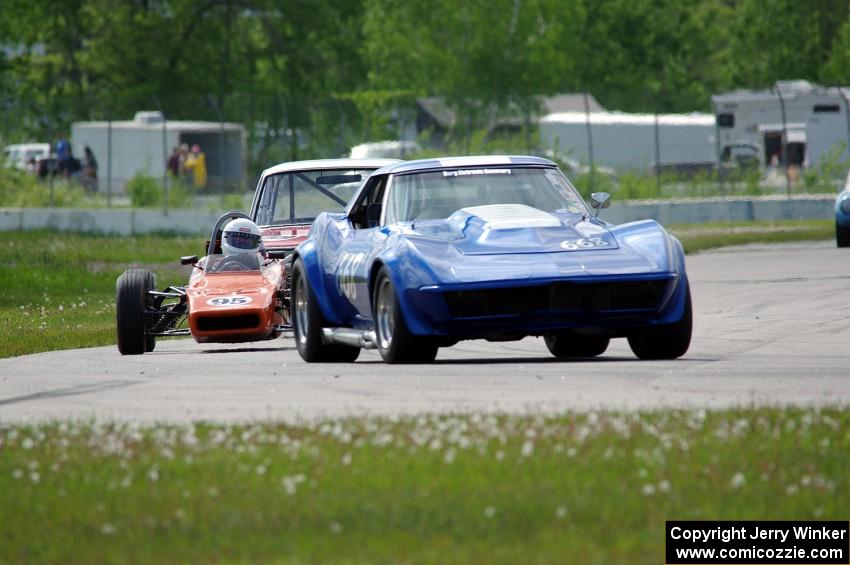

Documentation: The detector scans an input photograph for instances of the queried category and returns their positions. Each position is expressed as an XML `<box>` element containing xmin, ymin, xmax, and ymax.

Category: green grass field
<box><xmin>0</xmin><ymin>220</ymin><xmax>834</xmax><ymax>359</ymax></box>
<box><xmin>1</xmin><ymin>408</ymin><xmax>847</xmax><ymax>563</ymax></box>
<box><xmin>669</xmin><ymin>220</ymin><xmax>834</xmax><ymax>254</ymax></box>
<box><xmin>0</xmin><ymin>232</ymin><xmax>203</xmax><ymax>358</ymax></box>
<box><xmin>0</xmin><ymin>227</ymin><xmax>843</xmax><ymax>563</ymax></box>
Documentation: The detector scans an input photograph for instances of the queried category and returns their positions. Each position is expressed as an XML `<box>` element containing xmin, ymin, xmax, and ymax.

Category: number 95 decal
<box><xmin>206</xmin><ymin>296</ymin><xmax>253</xmax><ymax>307</ymax></box>
<box><xmin>560</xmin><ymin>237</ymin><xmax>610</xmax><ymax>250</ymax></box>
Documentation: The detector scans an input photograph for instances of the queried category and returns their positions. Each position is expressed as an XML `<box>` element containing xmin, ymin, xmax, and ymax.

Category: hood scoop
<box><xmin>446</xmin><ymin>204</ymin><xmax>618</xmax><ymax>255</ymax></box>
<box><xmin>460</xmin><ymin>204</ymin><xmax>563</xmax><ymax>229</ymax></box>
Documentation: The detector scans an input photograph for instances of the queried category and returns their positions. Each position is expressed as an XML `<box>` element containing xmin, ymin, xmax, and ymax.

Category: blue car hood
<box><xmin>395</xmin><ymin>205</ymin><xmax>676</xmax><ymax>282</ymax></box>
<box><xmin>410</xmin><ymin>204</ymin><xmax>617</xmax><ymax>255</ymax></box>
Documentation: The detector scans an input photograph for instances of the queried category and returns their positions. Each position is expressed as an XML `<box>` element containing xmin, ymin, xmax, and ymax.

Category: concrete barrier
<box><xmin>0</xmin><ymin>208</ymin><xmax>22</xmax><ymax>231</ymax></box>
<box><xmin>0</xmin><ymin>208</ymin><xmax>222</xmax><ymax>235</ymax></box>
<box><xmin>602</xmin><ymin>195</ymin><xmax>835</xmax><ymax>225</ymax></box>
<box><xmin>0</xmin><ymin>195</ymin><xmax>837</xmax><ymax>234</ymax></box>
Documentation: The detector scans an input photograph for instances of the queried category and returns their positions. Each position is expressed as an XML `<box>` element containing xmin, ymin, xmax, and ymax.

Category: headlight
<box><xmin>841</xmin><ymin>195</ymin><xmax>850</xmax><ymax>214</ymax></box>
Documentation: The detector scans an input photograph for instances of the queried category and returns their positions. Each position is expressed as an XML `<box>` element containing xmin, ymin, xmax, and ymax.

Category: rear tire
<box><xmin>628</xmin><ymin>284</ymin><xmax>692</xmax><ymax>360</ymax></box>
<box><xmin>837</xmin><ymin>222</ymin><xmax>850</xmax><ymax>248</ymax></box>
<box><xmin>373</xmin><ymin>268</ymin><xmax>438</xmax><ymax>364</ymax></box>
<box><xmin>544</xmin><ymin>332</ymin><xmax>609</xmax><ymax>358</ymax></box>
<box><xmin>116</xmin><ymin>269</ymin><xmax>154</xmax><ymax>355</ymax></box>
<box><xmin>291</xmin><ymin>259</ymin><xmax>360</xmax><ymax>363</ymax></box>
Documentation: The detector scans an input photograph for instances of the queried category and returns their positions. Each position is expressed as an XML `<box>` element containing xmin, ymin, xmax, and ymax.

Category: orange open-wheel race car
<box><xmin>115</xmin><ymin>210</ymin><xmax>291</xmax><ymax>354</ymax></box>
<box><xmin>115</xmin><ymin>158</ymin><xmax>398</xmax><ymax>354</ymax></box>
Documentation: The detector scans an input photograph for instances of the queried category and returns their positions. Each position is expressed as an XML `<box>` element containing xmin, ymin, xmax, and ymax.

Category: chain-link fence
<box><xmin>1</xmin><ymin>92</ymin><xmax>392</xmax><ymax>212</ymax></box>
<box><xmin>2</xmin><ymin>88</ymin><xmax>850</xmax><ymax>211</ymax></box>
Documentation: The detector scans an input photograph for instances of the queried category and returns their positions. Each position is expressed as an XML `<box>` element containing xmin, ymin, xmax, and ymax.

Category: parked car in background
<box><xmin>2</xmin><ymin>143</ymin><xmax>51</xmax><ymax>171</ymax></box>
<box><xmin>543</xmin><ymin>149</ymin><xmax>617</xmax><ymax>180</ymax></box>
<box><xmin>290</xmin><ymin>155</ymin><xmax>693</xmax><ymax>364</ymax></box>
<box><xmin>349</xmin><ymin>140</ymin><xmax>420</xmax><ymax>159</ymax></box>
<box><xmin>836</xmin><ymin>169</ymin><xmax>850</xmax><ymax>247</ymax></box>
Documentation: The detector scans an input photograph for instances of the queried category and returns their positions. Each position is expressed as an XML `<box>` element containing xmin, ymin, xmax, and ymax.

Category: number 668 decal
<box><xmin>206</xmin><ymin>295</ymin><xmax>253</xmax><ymax>307</ymax></box>
<box><xmin>560</xmin><ymin>237</ymin><xmax>609</xmax><ymax>250</ymax></box>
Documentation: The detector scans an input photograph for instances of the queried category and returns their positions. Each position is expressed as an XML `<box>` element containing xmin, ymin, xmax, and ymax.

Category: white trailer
<box><xmin>712</xmin><ymin>80</ymin><xmax>850</xmax><ymax>169</ymax></box>
<box><xmin>807</xmin><ymin>110</ymin><xmax>850</xmax><ymax>169</ymax></box>
<box><xmin>71</xmin><ymin>111</ymin><xmax>245</xmax><ymax>194</ymax></box>
<box><xmin>539</xmin><ymin>111</ymin><xmax>716</xmax><ymax>172</ymax></box>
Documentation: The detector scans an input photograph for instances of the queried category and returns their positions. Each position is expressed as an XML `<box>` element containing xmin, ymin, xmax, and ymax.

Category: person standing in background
<box><xmin>82</xmin><ymin>146</ymin><xmax>98</xmax><ymax>193</ymax></box>
<box><xmin>184</xmin><ymin>144</ymin><xmax>207</xmax><ymax>189</ymax></box>
<box><xmin>178</xmin><ymin>143</ymin><xmax>191</xmax><ymax>184</ymax></box>
<box><xmin>167</xmin><ymin>146</ymin><xmax>180</xmax><ymax>177</ymax></box>
<box><xmin>55</xmin><ymin>133</ymin><xmax>71</xmax><ymax>179</ymax></box>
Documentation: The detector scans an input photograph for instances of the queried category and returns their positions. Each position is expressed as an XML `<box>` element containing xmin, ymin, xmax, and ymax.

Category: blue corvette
<box><xmin>836</xmin><ymin>170</ymin><xmax>850</xmax><ymax>247</ymax></box>
<box><xmin>290</xmin><ymin>156</ymin><xmax>692</xmax><ymax>364</ymax></box>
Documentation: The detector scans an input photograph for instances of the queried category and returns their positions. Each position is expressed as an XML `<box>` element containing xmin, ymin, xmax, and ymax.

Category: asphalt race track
<box><xmin>2</xmin><ymin>241</ymin><xmax>849</xmax><ymax>423</ymax></box>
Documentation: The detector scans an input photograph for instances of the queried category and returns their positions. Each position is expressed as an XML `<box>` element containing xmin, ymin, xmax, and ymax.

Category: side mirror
<box><xmin>366</xmin><ymin>203</ymin><xmax>382</xmax><ymax>227</ymax></box>
<box><xmin>590</xmin><ymin>192</ymin><xmax>611</xmax><ymax>209</ymax></box>
<box><xmin>265</xmin><ymin>249</ymin><xmax>290</xmax><ymax>260</ymax></box>
<box><xmin>590</xmin><ymin>192</ymin><xmax>611</xmax><ymax>216</ymax></box>
<box><xmin>180</xmin><ymin>255</ymin><xmax>199</xmax><ymax>266</ymax></box>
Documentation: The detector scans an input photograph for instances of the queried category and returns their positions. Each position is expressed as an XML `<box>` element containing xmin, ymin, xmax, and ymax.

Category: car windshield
<box><xmin>384</xmin><ymin>166</ymin><xmax>589</xmax><ymax>224</ymax></box>
<box><xmin>205</xmin><ymin>253</ymin><xmax>261</xmax><ymax>273</ymax></box>
<box><xmin>254</xmin><ymin>168</ymin><xmax>376</xmax><ymax>226</ymax></box>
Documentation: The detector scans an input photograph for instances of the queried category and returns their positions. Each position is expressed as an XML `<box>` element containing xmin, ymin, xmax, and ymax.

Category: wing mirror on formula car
<box><xmin>590</xmin><ymin>192</ymin><xmax>611</xmax><ymax>217</ymax></box>
<box><xmin>366</xmin><ymin>203</ymin><xmax>382</xmax><ymax>227</ymax></box>
<box><xmin>181</xmin><ymin>255</ymin><xmax>199</xmax><ymax>266</ymax></box>
<box><xmin>265</xmin><ymin>249</ymin><xmax>290</xmax><ymax>260</ymax></box>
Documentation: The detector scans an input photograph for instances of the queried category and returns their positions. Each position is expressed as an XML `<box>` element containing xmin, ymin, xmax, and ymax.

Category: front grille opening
<box><xmin>444</xmin><ymin>280</ymin><xmax>666</xmax><ymax>318</ymax></box>
<box><xmin>443</xmin><ymin>287</ymin><xmax>549</xmax><ymax>317</ymax></box>
<box><xmin>197</xmin><ymin>314</ymin><xmax>261</xmax><ymax>331</ymax></box>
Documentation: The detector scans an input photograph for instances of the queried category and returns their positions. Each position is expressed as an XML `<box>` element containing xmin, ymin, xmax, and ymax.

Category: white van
<box><xmin>2</xmin><ymin>143</ymin><xmax>52</xmax><ymax>170</ymax></box>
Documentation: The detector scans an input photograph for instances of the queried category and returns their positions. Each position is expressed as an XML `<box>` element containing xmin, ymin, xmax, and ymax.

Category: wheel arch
<box><xmin>366</xmin><ymin>253</ymin><xmax>437</xmax><ymax>335</ymax></box>
<box><xmin>367</xmin><ymin>259</ymin><xmax>387</xmax><ymax>304</ymax></box>
<box><xmin>290</xmin><ymin>241</ymin><xmax>343</xmax><ymax>325</ymax></box>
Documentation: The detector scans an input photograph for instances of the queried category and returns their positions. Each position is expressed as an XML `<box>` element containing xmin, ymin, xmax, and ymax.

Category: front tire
<box><xmin>291</xmin><ymin>259</ymin><xmax>360</xmax><ymax>363</ymax></box>
<box><xmin>544</xmin><ymin>332</ymin><xmax>610</xmax><ymax>358</ymax></box>
<box><xmin>373</xmin><ymin>268</ymin><xmax>438</xmax><ymax>364</ymax></box>
<box><xmin>837</xmin><ymin>222</ymin><xmax>850</xmax><ymax>248</ymax></box>
<box><xmin>116</xmin><ymin>269</ymin><xmax>154</xmax><ymax>355</ymax></box>
<box><xmin>628</xmin><ymin>284</ymin><xmax>692</xmax><ymax>360</ymax></box>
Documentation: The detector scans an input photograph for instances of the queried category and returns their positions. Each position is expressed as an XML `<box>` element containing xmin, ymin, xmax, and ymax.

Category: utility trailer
<box><xmin>539</xmin><ymin>111</ymin><xmax>716</xmax><ymax>173</ymax></box>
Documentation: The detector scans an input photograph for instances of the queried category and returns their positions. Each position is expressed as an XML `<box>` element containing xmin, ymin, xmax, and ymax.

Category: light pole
<box><xmin>151</xmin><ymin>96</ymin><xmax>169</xmax><ymax>215</ymax></box>
<box><xmin>772</xmin><ymin>81</ymin><xmax>791</xmax><ymax>197</ymax></box>
<box><xmin>583</xmin><ymin>92</ymin><xmax>595</xmax><ymax>192</ymax></box>
<box><xmin>208</xmin><ymin>94</ymin><xmax>226</xmax><ymax>193</ymax></box>
<box><xmin>107</xmin><ymin>111</ymin><xmax>112</xmax><ymax>208</ymax></box>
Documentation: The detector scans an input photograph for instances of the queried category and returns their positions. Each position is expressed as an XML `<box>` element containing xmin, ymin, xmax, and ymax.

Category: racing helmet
<box><xmin>221</xmin><ymin>218</ymin><xmax>262</xmax><ymax>255</ymax></box>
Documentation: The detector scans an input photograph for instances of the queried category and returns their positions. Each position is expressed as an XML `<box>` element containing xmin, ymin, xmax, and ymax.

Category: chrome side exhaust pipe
<box><xmin>321</xmin><ymin>328</ymin><xmax>377</xmax><ymax>349</ymax></box>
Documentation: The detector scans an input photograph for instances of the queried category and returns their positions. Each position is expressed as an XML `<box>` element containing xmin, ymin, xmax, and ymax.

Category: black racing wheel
<box><xmin>116</xmin><ymin>268</ymin><xmax>156</xmax><ymax>355</ymax></box>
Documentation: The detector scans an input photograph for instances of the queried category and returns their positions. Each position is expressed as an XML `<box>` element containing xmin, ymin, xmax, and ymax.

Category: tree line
<box><xmin>2</xmin><ymin>0</ymin><xmax>849</xmax><ymax>167</ymax></box>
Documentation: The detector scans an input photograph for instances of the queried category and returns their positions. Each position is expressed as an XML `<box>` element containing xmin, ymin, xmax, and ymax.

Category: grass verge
<box><xmin>671</xmin><ymin>219</ymin><xmax>834</xmax><ymax>254</ymax></box>
<box><xmin>0</xmin><ymin>232</ymin><xmax>203</xmax><ymax>358</ymax></box>
<box><xmin>1</xmin><ymin>408</ymin><xmax>847</xmax><ymax>563</ymax></box>
<box><xmin>0</xmin><ymin>221</ymin><xmax>834</xmax><ymax>359</ymax></box>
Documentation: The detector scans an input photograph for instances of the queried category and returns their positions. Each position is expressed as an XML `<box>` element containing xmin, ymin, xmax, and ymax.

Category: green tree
<box><xmin>728</xmin><ymin>0</ymin><xmax>849</xmax><ymax>89</ymax></box>
<box><xmin>362</xmin><ymin>0</ymin><xmax>586</xmax><ymax>142</ymax></box>
<box><xmin>577</xmin><ymin>0</ymin><xmax>736</xmax><ymax>112</ymax></box>
<box><xmin>822</xmin><ymin>15</ymin><xmax>850</xmax><ymax>84</ymax></box>
<box><xmin>2</xmin><ymin>0</ymin><xmax>850</xmax><ymax>160</ymax></box>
